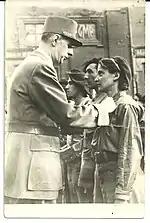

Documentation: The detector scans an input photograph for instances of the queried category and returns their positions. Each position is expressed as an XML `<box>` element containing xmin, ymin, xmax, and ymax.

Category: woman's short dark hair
<box><xmin>99</xmin><ymin>56</ymin><xmax>132</xmax><ymax>91</ymax></box>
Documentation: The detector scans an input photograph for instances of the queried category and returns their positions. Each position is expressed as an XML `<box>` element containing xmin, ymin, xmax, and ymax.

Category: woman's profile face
<box><xmin>94</xmin><ymin>64</ymin><xmax>116</xmax><ymax>93</ymax></box>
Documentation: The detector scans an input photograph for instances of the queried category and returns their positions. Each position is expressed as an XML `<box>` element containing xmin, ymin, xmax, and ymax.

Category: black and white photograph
<box><xmin>2</xmin><ymin>0</ymin><xmax>147</xmax><ymax>219</ymax></box>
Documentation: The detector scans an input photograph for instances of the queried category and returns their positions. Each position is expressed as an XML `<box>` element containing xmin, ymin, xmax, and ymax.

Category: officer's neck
<box><xmin>39</xmin><ymin>41</ymin><xmax>53</xmax><ymax>59</ymax></box>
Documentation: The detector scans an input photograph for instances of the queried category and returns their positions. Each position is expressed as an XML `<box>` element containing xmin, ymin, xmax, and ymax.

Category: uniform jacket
<box><xmin>91</xmin><ymin>91</ymin><xmax>144</xmax><ymax>201</ymax></box>
<box><xmin>5</xmin><ymin>48</ymin><xmax>104</xmax><ymax>199</ymax></box>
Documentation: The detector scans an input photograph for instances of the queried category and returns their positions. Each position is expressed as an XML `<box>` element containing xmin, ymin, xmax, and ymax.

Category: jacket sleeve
<box><xmin>28</xmin><ymin>64</ymin><xmax>99</xmax><ymax>128</ymax></box>
<box><xmin>115</xmin><ymin>104</ymin><xmax>143</xmax><ymax>201</ymax></box>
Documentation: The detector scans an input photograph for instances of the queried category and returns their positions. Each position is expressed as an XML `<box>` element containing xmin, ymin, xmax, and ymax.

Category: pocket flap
<box><xmin>30</xmin><ymin>134</ymin><xmax>60</xmax><ymax>152</ymax></box>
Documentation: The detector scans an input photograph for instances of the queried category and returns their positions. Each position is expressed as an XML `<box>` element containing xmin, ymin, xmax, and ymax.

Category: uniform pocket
<box><xmin>30</xmin><ymin>134</ymin><xmax>60</xmax><ymax>152</ymax></box>
<box><xmin>28</xmin><ymin>152</ymin><xmax>62</xmax><ymax>191</ymax></box>
<box><xmin>28</xmin><ymin>134</ymin><xmax>62</xmax><ymax>190</ymax></box>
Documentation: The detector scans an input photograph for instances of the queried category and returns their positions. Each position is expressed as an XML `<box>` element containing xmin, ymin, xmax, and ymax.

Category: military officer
<box><xmin>5</xmin><ymin>16</ymin><xmax>116</xmax><ymax>204</ymax></box>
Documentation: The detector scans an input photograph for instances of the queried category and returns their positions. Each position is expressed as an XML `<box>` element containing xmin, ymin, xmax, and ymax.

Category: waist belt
<box><xmin>95</xmin><ymin>151</ymin><xmax>118</xmax><ymax>163</ymax></box>
<box><xmin>6</xmin><ymin>122</ymin><xmax>59</xmax><ymax>137</ymax></box>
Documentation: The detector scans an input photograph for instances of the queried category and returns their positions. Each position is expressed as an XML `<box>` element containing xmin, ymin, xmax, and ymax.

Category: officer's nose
<box><xmin>68</xmin><ymin>48</ymin><xmax>73</xmax><ymax>57</ymax></box>
<box><xmin>65</xmin><ymin>83</ymin><xmax>69</xmax><ymax>90</ymax></box>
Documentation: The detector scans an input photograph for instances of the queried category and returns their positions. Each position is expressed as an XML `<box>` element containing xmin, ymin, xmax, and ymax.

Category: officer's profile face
<box><xmin>85</xmin><ymin>63</ymin><xmax>98</xmax><ymax>89</ymax></box>
<box><xmin>54</xmin><ymin>36</ymin><xmax>74</xmax><ymax>64</ymax></box>
<box><xmin>65</xmin><ymin>78</ymin><xmax>79</xmax><ymax>100</ymax></box>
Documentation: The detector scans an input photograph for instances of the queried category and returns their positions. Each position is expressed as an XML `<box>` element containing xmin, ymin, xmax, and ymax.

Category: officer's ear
<box><xmin>51</xmin><ymin>34</ymin><xmax>61</xmax><ymax>47</ymax></box>
<box><xmin>113</xmin><ymin>72</ymin><xmax>120</xmax><ymax>81</ymax></box>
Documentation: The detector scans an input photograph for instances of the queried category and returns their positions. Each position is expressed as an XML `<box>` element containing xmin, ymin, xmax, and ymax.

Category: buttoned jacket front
<box><xmin>5</xmin><ymin>48</ymin><xmax>100</xmax><ymax>199</ymax></box>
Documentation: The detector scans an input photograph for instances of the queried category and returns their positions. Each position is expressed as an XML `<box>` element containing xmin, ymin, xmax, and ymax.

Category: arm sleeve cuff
<box><xmin>115</xmin><ymin>189</ymin><xmax>130</xmax><ymax>201</ymax></box>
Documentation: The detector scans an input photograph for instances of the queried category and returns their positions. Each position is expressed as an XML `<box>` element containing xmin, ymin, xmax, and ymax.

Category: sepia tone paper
<box><xmin>2</xmin><ymin>0</ymin><xmax>147</xmax><ymax>220</ymax></box>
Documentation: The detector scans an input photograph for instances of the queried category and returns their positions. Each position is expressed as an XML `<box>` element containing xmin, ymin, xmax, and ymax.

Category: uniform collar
<box><xmin>113</xmin><ymin>91</ymin><xmax>127</xmax><ymax>103</ymax></box>
<box><xmin>33</xmin><ymin>48</ymin><xmax>56</xmax><ymax>73</ymax></box>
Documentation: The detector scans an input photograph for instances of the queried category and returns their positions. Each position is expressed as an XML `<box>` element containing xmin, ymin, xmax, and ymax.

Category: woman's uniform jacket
<box><xmin>5</xmin><ymin>48</ymin><xmax>115</xmax><ymax>200</ymax></box>
<box><xmin>92</xmin><ymin>91</ymin><xmax>144</xmax><ymax>202</ymax></box>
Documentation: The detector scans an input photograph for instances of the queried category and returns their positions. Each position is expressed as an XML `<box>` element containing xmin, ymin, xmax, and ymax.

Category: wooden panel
<box><xmin>129</xmin><ymin>6</ymin><xmax>145</xmax><ymax>47</ymax></box>
<box><xmin>106</xmin><ymin>7</ymin><xmax>133</xmax><ymax>95</ymax></box>
<box><xmin>106</xmin><ymin>8</ymin><xmax>131</xmax><ymax>62</ymax></box>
